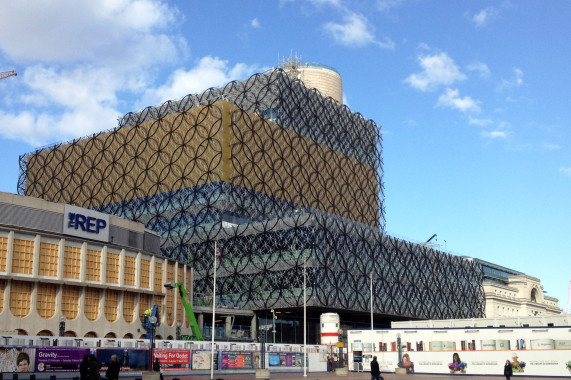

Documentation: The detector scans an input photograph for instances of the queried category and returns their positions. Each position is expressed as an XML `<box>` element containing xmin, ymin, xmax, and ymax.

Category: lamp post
<box><xmin>176</xmin><ymin>321</ymin><xmax>182</xmax><ymax>340</ymax></box>
<box><xmin>59</xmin><ymin>315</ymin><xmax>66</xmax><ymax>337</ymax></box>
<box><xmin>271</xmin><ymin>309</ymin><xmax>276</xmax><ymax>344</ymax></box>
<box><xmin>149</xmin><ymin>315</ymin><xmax>158</xmax><ymax>371</ymax></box>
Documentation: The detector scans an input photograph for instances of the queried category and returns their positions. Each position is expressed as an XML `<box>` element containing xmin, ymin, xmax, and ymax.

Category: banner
<box><xmin>268</xmin><ymin>353</ymin><xmax>304</xmax><ymax>367</ymax></box>
<box><xmin>96</xmin><ymin>349</ymin><xmax>149</xmax><ymax>371</ymax></box>
<box><xmin>0</xmin><ymin>347</ymin><xmax>36</xmax><ymax>373</ymax></box>
<box><xmin>153</xmin><ymin>349</ymin><xmax>190</xmax><ymax>371</ymax></box>
<box><xmin>221</xmin><ymin>351</ymin><xmax>253</xmax><ymax>369</ymax></box>
<box><xmin>35</xmin><ymin>348</ymin><xmax>91</xmax><ymax>372</ymax></box>
<box><xmin>191</xmin><ymin>350</ymin><xmax>218</xmax><ymax>370</ymax></box>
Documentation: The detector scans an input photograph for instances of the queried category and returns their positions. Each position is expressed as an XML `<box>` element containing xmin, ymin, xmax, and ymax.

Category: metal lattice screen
<box><xmin>17</xmin><ymin>69</ymin><xmax>484</xmax><ymax>319</ymax></box>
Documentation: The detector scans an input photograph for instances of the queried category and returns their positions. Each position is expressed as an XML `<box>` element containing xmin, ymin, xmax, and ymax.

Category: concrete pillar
<box><xmin>251</xmin><ymin>315</ymin><xmax>257</xmax><ymax>341</ymax></box>
<box><xmin>225</xmin><ymin>316</ymin><xmax>232</xmax><ymax>338</ymax></box>
<box><xmin>198</xmin><ymin>314</ymin><xmax>204</xmax><ymax>334</ymax></box>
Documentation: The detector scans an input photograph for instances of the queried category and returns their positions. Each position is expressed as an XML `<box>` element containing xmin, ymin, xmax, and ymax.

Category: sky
<box><xmin>0</xmin><ymin>0</ymin><xmax>570</xmax><ymax>310</ymax></box>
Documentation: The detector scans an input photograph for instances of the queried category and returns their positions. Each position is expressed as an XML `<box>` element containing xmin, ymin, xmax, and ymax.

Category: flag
<box><xmin>216</xmin><ymin>246</ymin><xmax>223</xmax><ymax>266</ymax></box>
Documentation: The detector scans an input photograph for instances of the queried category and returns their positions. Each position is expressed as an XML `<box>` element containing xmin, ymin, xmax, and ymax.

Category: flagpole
<box><xmin>303</xmin><ymin>255</ymin><xmax>307</xmax><ymax>377</ymax></box>
<box><xmin>210</xmin><ymin>241</ymin><xmax>217</xmax><ymax>380</ymax></box>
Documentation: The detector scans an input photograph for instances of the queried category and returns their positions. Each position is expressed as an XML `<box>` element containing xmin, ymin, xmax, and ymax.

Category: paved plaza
<box><xmin>160</xmin><ymin>371</ymin><xmax>553</xmax><ymax>380</ymax></box>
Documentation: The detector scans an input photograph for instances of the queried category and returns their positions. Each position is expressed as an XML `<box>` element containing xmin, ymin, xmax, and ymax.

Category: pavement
<box><xmin>159</xmin><ymin>370</ymin><xmax>555</xmax><ymax>380</ymax></box>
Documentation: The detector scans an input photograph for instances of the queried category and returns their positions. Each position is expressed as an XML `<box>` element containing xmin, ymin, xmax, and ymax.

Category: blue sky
<box><xmin>1</xmin><ymin>1</ymin><xmax>570</xmax><ymax>309</ymax></box>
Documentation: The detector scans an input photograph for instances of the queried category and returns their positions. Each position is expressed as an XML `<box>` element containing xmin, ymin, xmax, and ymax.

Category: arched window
<box><xmin>531</xmin><ymin>288</ymin><xmax>538</xmax><ymax>302</ymax></box>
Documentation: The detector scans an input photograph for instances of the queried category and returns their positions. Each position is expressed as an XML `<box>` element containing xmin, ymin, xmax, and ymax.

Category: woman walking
<box><xmin>504</xmin><ymin>360</ymin><xmax>513</xmax><ymax>380</ymax></box>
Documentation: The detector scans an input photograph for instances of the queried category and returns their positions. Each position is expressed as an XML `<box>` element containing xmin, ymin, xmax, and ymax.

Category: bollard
<box><xmin>11</xmin><ymin>374</ymin><xmax>18</xmax><ymax>380</ymax></box>
<box><xmin>50</xmin><ymin>376</ymin><xmax>57</xmax><ymax>380</ymax></box>
<box><xmin>30</xmin><ymin>376</ymin><xmax>36</xmax><ymax>380</ymax></box>
<box><xmin>73</xmin><ymin>377</ymin><xmax>79</xmax><ymax>380</ymax></box>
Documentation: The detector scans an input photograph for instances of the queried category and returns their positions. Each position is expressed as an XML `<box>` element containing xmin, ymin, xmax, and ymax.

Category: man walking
<box><xmin>105</xmin><ymin>354</ymin><xmax>121</xmax><ymax>380</ymax></box>
<box><xmin>371</xmin><ymin>356</ymin><xmax>382</xmax><ymax>380</ymax></box>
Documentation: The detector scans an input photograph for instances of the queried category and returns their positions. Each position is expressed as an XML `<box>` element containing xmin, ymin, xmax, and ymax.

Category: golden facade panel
<box><xmin>0</xmin><ymin>236</ymin><xmax>7</xmax><ymax>272</ymax></box>
<box><xmin>0</xmin><ymin>279</ymin><xmax>5</xmax><ymax>313</ymax></box>
<box><xmin>63</xmin><ymin>245</ymin><xmax>81</xmax><ymax>280</ymax></box>
<box><xmin>39</xmin><ymin>242</ymin><xmax>59</xmax><ymax>277</ymax></box>
<box><xmin>106</xmin><ymin>252</ymin><xmax>120</xmax><ymax>284</ymax></box>
<box><xmin>140</xmin><ymin>259</ymin><xmax>150</xmax><ymax>289</ymax></box>
<box><xmin>123</xmin><ymin>292</ymin><xmax>135</xmax><ymax>323</ymax></box>
<box><xmin>104</xmin><ymin>289</ymin><xmax>119</xmax><ymax>322</ymax></box>
<box><xmin>10</xmin><ymin>280</ymin><xmax>33</xmax><ymax>317</ymax></box>
<box><xmin>84</xmin><ymin>287</ymin><xmax>100</xmax><ymax>321</ymax></box>
<box><xmin>37</xmin><ymin>283</ymin><xmax>57</xmax><ymax>319</ymax></box>
<box><xmin>86</xmin><ymin>249</ymin><xmax>101</xmax><ymax>282</ymax></box>
<box><xmin>12</xmin><ymin>239</ymin><xmax>34</xmax><ymax>275</ymax></box>
<box><xmin>62</xmin><ymin>285</ymin><xmax>80</xmax><ymax>320</ymax></box>
<box><xmin>153</xmin><ymin>261</ymin><xmax>163</xmax><ymax>292</ymax></box>
<box><xmin>124</xmin><ymin>256</ymin><xmax>136</xmax><ymax>286</ymax></box>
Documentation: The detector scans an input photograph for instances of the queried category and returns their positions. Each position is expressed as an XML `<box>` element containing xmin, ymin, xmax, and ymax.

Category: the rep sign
<box><xmin>63</xmin><ymin>205</ymin><xmax>110</xmax><ymax>242</ymax></box>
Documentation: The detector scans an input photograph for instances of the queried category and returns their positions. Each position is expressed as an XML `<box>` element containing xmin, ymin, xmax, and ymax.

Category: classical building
<box><xmin>16</xmin><ymin>62</ymin><xmax>486</xmax><ymax>343</ymax></box>
<box><xmin>474</xmin><ymin>259</ymin><xmax>560</xmax><ymax>317</ymax></box>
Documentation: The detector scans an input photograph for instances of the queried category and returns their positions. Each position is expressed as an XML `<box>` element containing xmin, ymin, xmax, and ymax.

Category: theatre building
<box><xmin>0</xmin><ymin>192</ymin><xmax>254</xmax><ymax>339</ymax></box>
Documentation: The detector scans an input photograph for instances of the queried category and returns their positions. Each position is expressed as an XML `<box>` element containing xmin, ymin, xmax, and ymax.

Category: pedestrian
<box><xmin>87</xmin><ymin>354</ymin><xmax>102</xmax><ymax>380</ymax></box>
<box><xmin>79</xmin><ymin>354</ymin><xmax>90</xmax><ymax>380</ymax></box>
<box><xmin>370</xmin><ymin>355</ymin><xmax>382</xmax><ymax>380</ymax></box>
<box><xmin>105</xmin><ymin>354</ymin><xmax>121</xmax><ymax>380</ymax></box>
<box><xmin>504</xmin><ymin>359</ymin><xmax>513</xmax><ymax>380</ymax></box>
<box><xmin>153</xmin><ymin>357</ymin><xmax>164</xmax><ymax>380</ymax></box>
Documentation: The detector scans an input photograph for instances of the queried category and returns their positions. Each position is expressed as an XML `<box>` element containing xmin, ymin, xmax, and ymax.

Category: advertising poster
<box><xmin>35</xmin><ymin>348</ymin><xmax>91</xmax><ymax>372</ymax></box>
<box><xmin>0</xmin><ymin>347</ymin><xmax>36</xmax><ymax>373</ymax></box>
<box><xmin>96</xmin><ymin>349</ymin><xmax>149</xmax><ymax>371</ymax></box>
<box><xmin>268</xmin><ymin>353</ymin><xmax>303</xmax><ymax>367</ymax></box>
<box><xmin>191</xmin><ymin>350</ymin><xmax>218</xmax><ymax>370</ymax></box>
<box><xmin>153</xmin><ymin>349</ymin><xmax>191</xmax><ymax>371</ymax></box>
<box><xmin>221</xmin><ymin>351</ymin><xmax>253</xmax><ymax>369</ymax></box>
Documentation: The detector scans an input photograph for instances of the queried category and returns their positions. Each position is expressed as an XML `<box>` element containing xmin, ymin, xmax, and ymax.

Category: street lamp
<box><xmin>176</xmin><ymin>321</ymin><xmax>182</xmax><ymax>340</ymax></box>
<box><xmin>59</xmin><ymin>315</ymin><xmax>66</xmax><ymax>337</ymax></box>
<box><xmin>271</xmin><ymin>309</ymin><xmax>276</xmax><ymax>344</ymax></box>
<box><xmin>149</xmin><ymin>315</ymin><xmax>158</xmax><ymax>371</ymax></box>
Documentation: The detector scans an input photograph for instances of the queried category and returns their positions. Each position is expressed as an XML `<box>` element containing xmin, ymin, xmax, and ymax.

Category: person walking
<box><xmin>105</xmin><ymin>354</ymin><xmax>121</xmax><ymax>380</ymax></box>
<box><xmin>504</xmin><ymin>360</ymin><xmax>513</xmax><ymax>380</ymax></box>
<box><xmin>370</xmin><ymin>356</ymin><xmax>382</xmax><ymax>380</ymax></box>
<box><xmin>87</xmin><ymin>354</ymin><xmax>102</xmax><ymax>380</ymax></box>
<box><xmin>153</xmin><ymin>357</ymin><xmax>164</xmax><ymax>380</ymax></box>
<box><xmin>79</xmin><ymin>355</ymin><xmax>90</xmax><ymax>380</ymax></box>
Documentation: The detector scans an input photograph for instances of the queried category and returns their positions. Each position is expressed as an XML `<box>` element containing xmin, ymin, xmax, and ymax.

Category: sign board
<box><xmin>63</xmin><ymin>205</ymin><xmax>110</xmax><ymax>242</ymax></box>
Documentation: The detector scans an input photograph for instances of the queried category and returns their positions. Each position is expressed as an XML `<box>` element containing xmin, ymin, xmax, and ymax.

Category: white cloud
<box><xmin>436</xmin><ymin>88</ymin><xmax>481</xmax><ymax>113</ymax></box>
<box><xmin>405</xmin><ymin>53</ymin><xmax>466</xmax><ymax>92</ymax></box>
<box><xmin>0</xmin><ymin>65</ymin><xmax>124</xmax><ymax>146</ymax></box>
<box><xmin>0</xmin><ymin>0</ymin><xmax>182</xmax><ymax>69</ymax></box>
<box><xmin>376</xmin><ymin>0</ymin><xmax>406</xmax><ymax>12</ymax></box>
<box><xmin>324</xmin><ymin>13</ymin><xmax>394</xmax><ymax>49</ymax></box>
<box><xmin>498</xmin><ymin>68</ymin><xmax>524</xmax><ymax>91</ymax></box>
<box><xmin>560</xmin><ymin>167</ymin><xmax>571</xmax><ymax>178</ymax></box>
<box><xmin>0</xmin><ymin>56</ymin><xmax>259</xmax><ymax>147</ymax></box>
<box><xmin>467</xmin><ymin>62</ymin><xmax>491</xmax><ymax>78</ymax></box>
<box><xmin>472</xmin><ymin>6</ymin><xmax>500</xmax><ymax>28</ymax></box>
<box><xmin>481</xmin><ymin>130</ymin><xmax>508</xmax><ymax>139</ymax></box>
<box><xmin>541</xmin><ymin>142</ymin><xmax>561</xmax><ymax>151</ymax></box>
<box><xmin>251</xmin><ymin>18</ymin><xmax>261</xmax><ymax>28</ymax></box>
<box><xmin>469</xmin><ymin>117</ymin><xmax>493</xmax><ymax>126</ymax></box>
<box><xmin>145</xmin><ymin>56</ymin><xmax>261</xmax><ymax>106</ymax></box>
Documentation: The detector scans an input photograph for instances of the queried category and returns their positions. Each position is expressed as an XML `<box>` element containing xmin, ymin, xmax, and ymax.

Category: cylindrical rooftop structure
<box><xmin>280</xmin><ymin>57</ymin><xmax>343</xmax><ymax>104</ymax></box>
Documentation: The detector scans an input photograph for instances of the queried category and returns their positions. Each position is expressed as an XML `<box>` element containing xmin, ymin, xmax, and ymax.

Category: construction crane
<box><xmin>0</xmin><ymin>71</ymin><xmax>17</xmax><ymax>80</ymax></box>
<box><xmin>164</xmin><ymin>281</ymin><xmax>204</xmax><ymax>340</ymax></box>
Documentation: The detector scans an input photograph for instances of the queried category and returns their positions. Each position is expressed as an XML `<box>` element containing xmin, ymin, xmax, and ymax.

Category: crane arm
<box><xmin>0</xmin><ymin>71</ymin><xmax>17</xmax><ymax>80</ymax></box>
<box><xmin>166</xmin><ymin>281</ymin><xmax>204</xmax><ymax>341</ymax></box>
